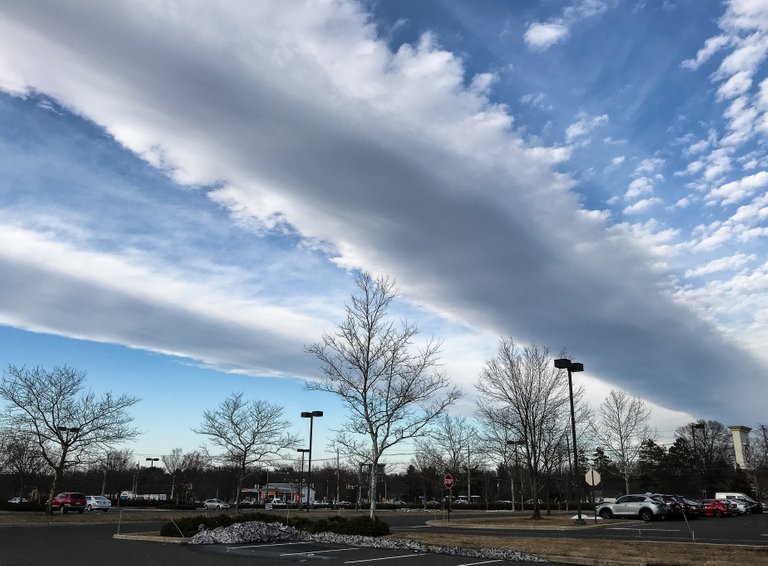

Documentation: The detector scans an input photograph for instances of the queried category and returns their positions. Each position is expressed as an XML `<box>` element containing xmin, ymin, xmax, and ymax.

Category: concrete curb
<box><xmin>112</xmin><ymin>532</ymin><xmax>188</xmax><ymax>544</ymax></box>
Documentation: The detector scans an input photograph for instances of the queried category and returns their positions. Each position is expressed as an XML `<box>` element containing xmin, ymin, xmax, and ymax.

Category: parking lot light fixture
<box><xmin>297</xmin><ymin>448</ymin><xmax>310</xmax><ymax>509</ymax></box>
<box><xmin>554</xmin><ymin>358</ymin><xmax>585</xmax><ymax>524</ymax></box>
<box><xmin>301</xmin><ymin>411</ymin><xmax>323</xmax><ymax>510</ymax></box>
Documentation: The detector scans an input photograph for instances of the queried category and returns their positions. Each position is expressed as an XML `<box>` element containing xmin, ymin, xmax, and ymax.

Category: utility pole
<box><xmin>467</xmin><ymin>445</ymin><xmax>471</xmax><ymax>501</ymax></box>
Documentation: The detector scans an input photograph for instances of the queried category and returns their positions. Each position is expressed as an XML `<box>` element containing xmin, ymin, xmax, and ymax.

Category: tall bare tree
<box><xmin>194</xmin><ymin>392</ymin><xmax>299</xmax><ymax>512</ymax></box>
<box><xmin>476</xmin><ymin>339</ymin><xmax>584</xmax><ymax>519</ymax></box>
<box><xmin>162</xmin><ymin>448</ymin><xmax>209</xmax><ymax>504</ymax></box>
<box><xmin>0</xmin><ymin>365</ymin><xmax>140</xmax><ymax>513</ymax></box>
<box><xmin>591</xmin><ymin>389</ymin><xmax>653</xmax><ymax>495</ymax></box>
<box><xmin>306</xmin><ymin>272</ymin><xmax>461</xmax><ymax>518</ymax></box>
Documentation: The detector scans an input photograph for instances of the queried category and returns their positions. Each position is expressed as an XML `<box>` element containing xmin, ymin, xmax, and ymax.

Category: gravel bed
<box><xmin>188</xmin><ymin>520</ymin><xmax>546</xmax><ymax>562</ymax></box>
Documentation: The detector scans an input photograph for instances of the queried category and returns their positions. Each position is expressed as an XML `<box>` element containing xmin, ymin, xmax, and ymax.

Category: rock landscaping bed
<box><xmin>187</xmin><ymin>519</ymin><xmax>546</xmax><ymax>562</ymax></box>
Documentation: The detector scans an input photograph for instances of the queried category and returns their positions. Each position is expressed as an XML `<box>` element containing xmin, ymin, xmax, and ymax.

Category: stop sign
<box><xmin>443</xmin><ymin>473</ymin><xmax>455</xmax><ymax>489</ymax></box>
<box><xmin>585</xmin><ymin>468</ymin><xmax>601</xmax><ymax>486</ymax></box>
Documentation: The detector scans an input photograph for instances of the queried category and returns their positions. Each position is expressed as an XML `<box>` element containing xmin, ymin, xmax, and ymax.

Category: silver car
<box><xmin>595</xmin><ymin>494</ymin><xmax>667</xmax><ymax>522</ymax></box>
<box><xmin>203</xmin><ymin>498</ymin><xmax>230</xmax><ymax>510</ymax></box>
<box><xmin>85</xmin><ymin>495</ymin><xmax>112</xmax><ymax>512</ymax></box>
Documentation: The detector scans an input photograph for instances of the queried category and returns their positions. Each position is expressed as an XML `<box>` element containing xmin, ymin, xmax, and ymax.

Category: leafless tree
<box><xmin>162</xmin><ymin>448</ymin><xmax>209</xmax><ymax>504</ymax></box>
<box><xmin>476</xmin><ymin>339</ymin><xmax>585</xmax><ymax>519</ymax></box>
<box><xmin>591</xmin><ymin>389</ymin><xmax>653</xmax><ymax>495</ymax></box>
<box><xmin>306</xmin><ymin>272</ymin><xmax>461</xmax><ymax>518</ymax></box>
<box><xmin>415</xmin><ymin>414</ymin><xmax>485</xmax><ymax>499</ymax></box>
<box><xmin>194</xmin><ymin>392</ymin><xmax>299</xmax><ymax>512</ymax></box>
<box><xmin>101</xmin><ymin>448</ymin><xmax>134</xmax><ymax>502</ymax></box>
<box><xmin>1</xmin><ymin>432</ymin><xmax>45</xmax><ymax>500</ymax></box>
<box><xmin>0</xmin><ymin>365</ymin><xmax>140</xmax><ymax>513</ymax></box>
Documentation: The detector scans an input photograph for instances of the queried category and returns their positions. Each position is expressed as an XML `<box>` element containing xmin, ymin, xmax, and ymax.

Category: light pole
<box><xmin>297</xmin><ymin>448</ymin><xmax>309</xmax><ymax>509</ymax></box>
<box><xmin>554</xmin><ymin>358</ymin><xmax>584</xmax><ymax>524</ymax></box>
<box><xmin>145</xmin><ymin>457</ymin><xmax>159</xmax><ymax>496</ymax></box>
<box><xmin>691</xmin><ymin>422</ymin><xmax>705</xmax><ymax>497</ymax></box>
<box><xmin>506</xmin><ymin>439</ymin><xmax>526</xmax><ymax>511</ymax></box>
<box><xmin>301</xmin><ymin>411</ymin><xmax>323</xmax><ymax>510</ymax></box>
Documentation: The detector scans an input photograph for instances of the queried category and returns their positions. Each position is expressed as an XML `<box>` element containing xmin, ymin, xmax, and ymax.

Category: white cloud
<box><xmin>685</xmin><ymin>253</ymin><xmax>755</xmax><ymax>278</ymax></box>
<box><xmin>634</xmin><ymin>157</ymin><xmax>665</xmax><ymax>175</ymax></box>
<box><xmin>625</xmin><ymin>177</ymin><xmax>654</xmax><ymax>200</ymax></box>
<box><xmin>623</xmin><ymin>197</ymin><xmax>663</xmax><ymax>215</ymax></box>
<box><xmin>681</xmin><ymin>35</ymin><xmax>730</xmax><ymax>70</ymax></box>
<box><xmin>524</xmin><ymin>22</ymin><xmax>569</xmax><ymax>51</ymax></box>
<box><xmin>709</xmin><ymin>170</ymin><xmax>768</xmax><ymax>204</ymax></box>
<box><xmin>716</xmin><ymin>70</ymin><xmax>753</xmax><ymax>100</ymax></box>
<box><xmin>565</xmin><ymin>112</ymin><xmax>608</xmax><ymax>142</ymax></box>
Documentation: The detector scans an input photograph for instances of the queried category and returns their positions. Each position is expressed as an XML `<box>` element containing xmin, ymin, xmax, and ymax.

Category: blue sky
<box><xmin>1</xmin><ymin>0</ymin><xmax>767</xmax><ymax>469</ymax></box>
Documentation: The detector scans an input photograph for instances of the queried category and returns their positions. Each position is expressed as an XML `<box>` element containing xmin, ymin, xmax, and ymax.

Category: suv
<box><xmin>50</xmin><ymin>492</ymin><xmax>87</xmax><ymax>514</ymax></box>
<box><xmin>595</xmin><ymin>494</ymin><xmax>667</xmax><ymax>522</ymax></box>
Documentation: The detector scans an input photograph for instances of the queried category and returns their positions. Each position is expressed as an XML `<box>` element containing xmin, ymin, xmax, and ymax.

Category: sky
<box><xmin>0</xmin><ymin>0</ymin><xmax>767</xmax><ymax>471</ymax></box>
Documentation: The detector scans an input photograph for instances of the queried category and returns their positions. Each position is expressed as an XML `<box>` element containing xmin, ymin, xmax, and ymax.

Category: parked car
<box><xmin>699</xmin><ymin>499</ymin><xmax>733</xmax><ymax>518</ymax></box>
<box><xmin>729</xmin><ymin>498</ymin><xmax>752</xmax><ymax>514</ymax></box>
<box><xmin>675</xmin><ymin>496</ymin><xmax>703</xmax><ymax>519</ymax></box>
<box><xmin>85</xmin><ymin>495</ymin><xmax>111</xmax><ymax>512</ymax></box>
<box><xmin>203</xmin><ymin>498</ymin><xmax>230</xmax><ymax>510</ymax></box>
<box><xmin>7</xmin><ymin>497</ymin><xmax>28</xmax><ymax>504</ymax></box>
<box><xmin>50</xmin><ymin>492</ymin><xmax>87</xmax><ymax>514</ymax></box>
<box><xmin>595</xmin><ymin>494</ymin><xmax>668</xmax><ymax>522</ymax></box>
<box><xmin>648</xmin><ymin>494</ymin><xmax>685</xmax><ymax>519</ymax></box>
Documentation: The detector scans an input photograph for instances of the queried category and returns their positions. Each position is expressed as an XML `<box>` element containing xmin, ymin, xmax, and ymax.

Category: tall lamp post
<box><xmin>506</xmin><ymin>439</ymin><xmax>526</xmax><ymax>511</ymax></box>
<box><xmin>297</xmin><ymin>448</ymin><xmax>310</xmax><ymax>510</ymax></box>
<box><xmin>146</xmin><ymin>457</ymin><xmax>159</xmax><ymax>496</ymax></box>
<box><xmin>554</xmin><ymin>358</ymin><xmax>584</xmax><ymax>524</ymax></box>
<box><xmin>690</xmin><ymin>422</ymin><xmax>705</xmax><ymax>497</ymax></box>
<box><xmin>301</xmin><ymin>411</ymin><xmax>323</xmax><ymax>511</ymax></box>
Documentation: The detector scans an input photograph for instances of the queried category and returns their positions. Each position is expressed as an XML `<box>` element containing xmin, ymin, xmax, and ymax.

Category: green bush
<box><xmin>160</xmin><ymin>512</ymin><xmax>388</xmax><ymax>538</ymax></box>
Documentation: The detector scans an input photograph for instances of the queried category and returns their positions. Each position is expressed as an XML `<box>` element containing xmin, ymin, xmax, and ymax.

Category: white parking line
<box><xmin>227</xmin><ymin>541</ymin><xmax>311</xmax><ymax>550</ymax></box>
<box><xmin>457</xmin><ymin>560</ymin><xmax>504</xmax><ymax>566</ymax></box>
<box><xmin>280</xmin><ymin>547</ymin><xmax>358</xmax><ymax>556</ymax></box>
<box><xmin>606</xmin><ymin>527</ymin><xmax>680</xmax><ymax>532</ymax></box>
<box><xmin>345</xmin><ymin>554</ymin><xmax>424</xmax><ymax>563</ymax></box>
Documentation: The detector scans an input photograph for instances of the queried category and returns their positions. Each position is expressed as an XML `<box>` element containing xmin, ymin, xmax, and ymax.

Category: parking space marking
<box><xmin>345</xmin><ymin>554</ymin><xmax>425</xmax><ymax>563</ymax></box>
<box><xmin>280</xmin><ymin>547</ymin><xmax>358</xmax><ymax>556</ymax></box>
<box><xmin>227</xmin><ymin>541</ymin><xmax>311</xmax><ymax>550</ymax></box>
<box><xmin>456</xmin><ymin>560</ymin><xmax>504</xmax><ymax>566</ymax></box>
<box><xmin>607</xmin><ymin>527</ymin><xmax>680</xmax><ymax>532</ymax></box>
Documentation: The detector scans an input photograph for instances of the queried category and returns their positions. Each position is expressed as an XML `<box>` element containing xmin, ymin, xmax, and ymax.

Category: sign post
<box><xmin>584</xmin><ymin>469</ymin><xmax>601</xmax><ymax>524</ymax></box>
<box><xmin>443</xmin><ymin>473</ymin><xmax>454</xmax><ymax>520</ymax></box>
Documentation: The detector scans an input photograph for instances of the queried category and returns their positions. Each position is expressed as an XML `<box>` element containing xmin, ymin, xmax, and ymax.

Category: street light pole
<box><xmin>297</xmin><ymin>448</ymin><xmax>309</xmax><ymax>510</ymax></box>
<box><xmin>555</xmin><ymin>358</ymin><xmax>584</xmax><ymax>524</ymax></box>
<box><xmin>301</xmin><ymin>411</ymin><xmax>323</xmax><ymax>511</ymax></box>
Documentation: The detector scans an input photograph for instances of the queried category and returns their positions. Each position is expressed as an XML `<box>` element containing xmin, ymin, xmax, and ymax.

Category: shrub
<box><xmin>0</xmin><ymin>501</ymin><xmax>46</xmax><ymax>512</ymax></box>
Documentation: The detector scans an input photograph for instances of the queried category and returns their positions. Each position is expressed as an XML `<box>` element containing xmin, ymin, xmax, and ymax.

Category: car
<box><xmin>453</xmin><ymin>496</ymin><xmax>468</xmax><ymax>505</ymax></box>
<box><xmin>647</xmin><ymin>494</ymin><xmax>685</xmax><ymax>518</ymax></box>
<box><xmin>595</xmin><ymin>494</ymin><xmax>668</xmax><ymax>522</ymax></box>
<box><xmin>203</xmin><ymin>498</ymin><xmax>230</xmax><ymax>510</ymax></box>
<box><xmin>675</xmin><ymin>497</ymin><xmax>703</xmax><ymax>519</ymax></box>
<box><xmin>50</xmin><ymin>492</ymin><xmax>87</xmax><ymax>514</ymax></box>
<box><xmin>699</xmin><ymin>499</ymin><xmax>733</xmax><ymax>518</ymax></box>
<box><xmin>728</xmin><ymin>498</ymin><xmax>752</xmax><ymax>514</ymax></box>
<box><xmin>85</xmin><ymin>495</ymin><xmax>111</xmax><ymax>512</ymax></box>
<box><xmin>7</xmin><ymin>497</ymin><xmax>28</xmax><ymax>504</ymax></box>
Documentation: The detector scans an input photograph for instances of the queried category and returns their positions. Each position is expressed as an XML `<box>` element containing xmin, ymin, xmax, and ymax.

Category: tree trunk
<box><xmin>368</xmin><ymin>462</ymin><xmax>378</xmax><ymax>519</ymax></box>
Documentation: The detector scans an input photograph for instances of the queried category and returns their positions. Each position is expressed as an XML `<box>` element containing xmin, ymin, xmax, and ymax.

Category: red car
<box><xmin>50</xmin><ymin>492</ymin><xmax>87</xmax><ymax>514</ymax></box>
<box><xmin>699</xmin><ymin>499</ymin><xmax>733</xmax><ymax>518</ymax></box>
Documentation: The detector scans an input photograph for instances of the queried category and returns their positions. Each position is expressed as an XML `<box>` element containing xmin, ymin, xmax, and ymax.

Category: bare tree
<box><xmin>194</xmin><ymin>392</ymin><xmax>299</xmax><ymax>512</ymax></box>
<box><xmin>476</xmin><ymin>339</ymin><xmax>583</xmax><ymax>519</ymax></box>
<box><xmin>306</xmin><ymin>272</ymin><xmax>461</xmax><ymax>519</ymax></box>
<box><xmin>0</xmin><ymin>365</ymin><xmax>140</xmax><ymax>513</ymax></box>
<box><xmin>591</xmin><ymin>389</ymin><xmax>653</xmax><ymax>495</ymax></box>
<box><xmin>1</xmin><ymin>432</ymin><xmax>45</xmax><ymax>500</ymax></box>
<box><xmin>102</xmin><ymin>448</ymin><xmax>134</xmax><ymax>503</ymax></box>
<box><xmin>162</xmin><ymin>448</ymin><xmax>209</xmax><ymax>505</ymax></box>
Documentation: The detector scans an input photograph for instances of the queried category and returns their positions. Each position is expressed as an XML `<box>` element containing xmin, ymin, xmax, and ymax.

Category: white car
<box><xmin>7</xmin><ymin>497</ymin><xmax>28</xmax><ymax>504</ymax></box>
<box><xmin>85</xmin><ymin>495</ymin><xmax>112</xmax><ymax>512</ymax></box>
<box><xmin>203</xmin><ymin>498</ymin><xmax>230</xmax><ymax>510</ymax></box>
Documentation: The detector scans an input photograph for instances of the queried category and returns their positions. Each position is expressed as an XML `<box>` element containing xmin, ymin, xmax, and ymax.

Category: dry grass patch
<box><xmin>394</xmin><ymin>531</ymin><xmax>768</xmax><ymax>565</ymax></box>
<box><xmin>428</xmin><ymin>514</ymin><xmax>595</xmax><ymax>529</ymax></box>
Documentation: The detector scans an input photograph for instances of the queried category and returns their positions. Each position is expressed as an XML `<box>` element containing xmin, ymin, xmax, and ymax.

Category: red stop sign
<box><xmin>443</xmin><ymin>473</ymin><xmax>455</xmax><ymax>489</ymax></box>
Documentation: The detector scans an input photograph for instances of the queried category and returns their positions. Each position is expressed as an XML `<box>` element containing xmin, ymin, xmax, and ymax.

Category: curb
<box><xmin>541</xmin><ymin>556</ymin><xmax>645</xmax><ymax>566</ymax></box>
<box><xmin>113</xmin><ymin>532</ymin><xmax>187</xmax><ymax>544</ymax></box>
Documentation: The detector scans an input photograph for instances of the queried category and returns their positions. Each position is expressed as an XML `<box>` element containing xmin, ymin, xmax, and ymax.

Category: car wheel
<box><xmin>599</xmin><ymin>508</ymin><xmax>613</xmax><ymax>520</ymax></box>
<box><xmin>714</xmin><ymin>509</ymin><xmax>722</xmax><ymax>518</ymax></box>
<box><xmin>86</xmin><ymin>505</ymin><xmax>92</xmax><ymax>512</ymax></box>
<box><xmin>640</xmin><ymin>509</ymin><xmax>653</xmax><ymax>522</ymax></box>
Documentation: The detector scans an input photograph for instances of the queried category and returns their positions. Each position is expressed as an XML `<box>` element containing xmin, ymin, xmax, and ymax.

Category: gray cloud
<box><xmin>0</xmin><ymin>0</ymin><xmax>763</xmax><ymax>423</ymax></box>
